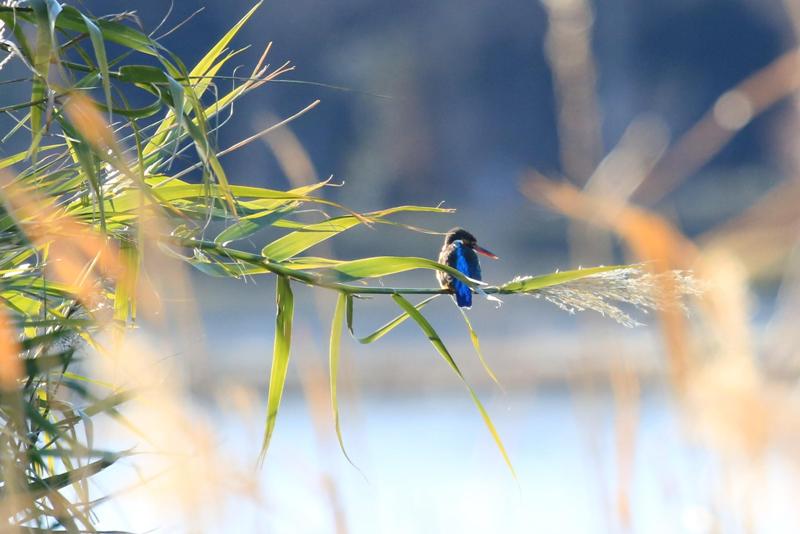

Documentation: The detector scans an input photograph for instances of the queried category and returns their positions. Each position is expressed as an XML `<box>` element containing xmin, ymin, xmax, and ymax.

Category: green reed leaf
<box><xmin>79</xmin><ymin>13</ymin><xmax>112</xmax><ymax>122</ymax></box>
<box><xmin>143</xmin><ymin>2</ymin><xmax>262</xmax><ymax>157</ymax></box>
<box><xmin>329</xmin><ymin>292</ymin><xmax>360</xmax><ymax>469</ymax></box>
<box><xmin>321</xmin><ymin>255</ymin><xmax>475</xmax><ymax>285</ymax></box>
<box><xmin>28</xmin><ymin>0</ymin><xmax>61</xmax><ymax>161</ymax></box>
<box><xmin>391</xmin><ymin>294</ymin><xmax>516</xmax><ymax>478</ymax></box>
<box><xmin>259</xmin><ymin>275</ymin><xmax>295</xmax><ymax>465</ymax></box>
<box><xmin>190</xmin><ymin>1</ymin><xmax>262</xmax><ymax>96</ymax></box>
<box><xmin>16</xmin><ymin>457</ymin><xmax>117</xmax><ymax>498</ymax></box>
<box><xmin>113</xmin><ymin>240</ymin><xmax>139</xmax><ymax>324</ymax></box>
<box><xmin>0</xmin><ymin>145</ymin><xmax>63</xmax><ymax>171</ymax></box>
<box><xmin>215</xmin><ymin>204</ymin><xmax>299</xmax><ymax>245</ymax></box>
<box><xmin>262</xmin><ymin>206</ymin><xmax>450</xmax><ymax>262</ymax></box>
<box><xmin>499</xmin><ymin>265</ymin><xmax>626</xmax><ymax>292</ymax></box>
<box><xmin>345</xmin><ymin>294</ymin><xmax>439</xmax><ymax>344</ymax></box>
<box><xmin>459</xmin><ymin>307</ymin><xmax>501</xmax><ymax>388</ymax></box>
<box><xmin>57</xmin><ymin>6</ymin><xmax>159</xmax><ymax>55</ymax></box>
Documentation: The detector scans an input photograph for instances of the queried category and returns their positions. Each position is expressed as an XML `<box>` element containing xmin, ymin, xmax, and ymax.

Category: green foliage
<box><xmin>328</xmin><ymin>292</ymin><xmax>358</xmax><ymax>469</ymax></box>
<box><xmin>392</xmin><ymin>293</ymin><xmax>516</xmax><ymax>477</ymax></box>
<box><xmin>0</xmin><ymin>1</ymin><xmax>685</xmax><ymax>529</ymax></box>
<box><xmin>259</xmin><ymin>275</ymin><xmax>294</xmax><ymax>466</ymax></box>
<box><xmin>498</xmin><ymin>264</ymin><xmax>625</xmax><ymax>292</ymax></box>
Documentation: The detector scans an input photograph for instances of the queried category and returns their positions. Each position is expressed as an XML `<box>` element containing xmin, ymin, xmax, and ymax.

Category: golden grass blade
<box><xmin>0</xmin><ymin>171</ymin><xmax>123</xmax><ymax>307</ymax></box>
<box><xmin>0</xmin><ymin>307</ymin><xmax>22</xmax><ymax>390</ymax></box>
<box><xmin>63</xmin><ymin>93</ymin><xmax>119</xmax><ymax>154</ymax></box>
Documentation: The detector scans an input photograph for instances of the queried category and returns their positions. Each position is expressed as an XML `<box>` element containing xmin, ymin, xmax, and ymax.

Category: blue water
<box><xmin>90</xmin><ymin>389</ymin><xmax>800</xmax><ymax>533</ymax></box>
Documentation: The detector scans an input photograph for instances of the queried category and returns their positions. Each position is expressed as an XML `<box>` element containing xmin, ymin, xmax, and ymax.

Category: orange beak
<box><xmin>474</xmin><ymin>245</ymin><xmax>498</xmax><ymax>259</ymax></box>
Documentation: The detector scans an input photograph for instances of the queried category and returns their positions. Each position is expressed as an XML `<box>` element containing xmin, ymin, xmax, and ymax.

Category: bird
<box><xmin>437</xmin><ymin>227</ymin><xmax>498</xmax><ymax>308</ymax></box>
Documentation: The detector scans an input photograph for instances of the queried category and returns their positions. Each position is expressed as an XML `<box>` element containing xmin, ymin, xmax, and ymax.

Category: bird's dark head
<box><xmin>443</xmin><ymin>227</ymin><xmax>498</xmax><ymax>259</ymax></box>
<box><xmin>444</xmin><ymin>227</ymin><xmax>477</xmax><ymax>246</ymax></box>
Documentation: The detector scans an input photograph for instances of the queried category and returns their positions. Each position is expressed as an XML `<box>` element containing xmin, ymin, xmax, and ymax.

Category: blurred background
<box><xmin>5</xmin><ymin>0</ymin><xmax>800</xmax><ymax>532</ymax></box>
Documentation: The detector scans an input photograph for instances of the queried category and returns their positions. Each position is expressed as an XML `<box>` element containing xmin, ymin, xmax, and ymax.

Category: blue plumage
<box><xmin>452</xmin><ymin>242</ymin><xmax>477</xmax><ymax>308</ymax></box>
<box><xmin>437</xmin><ymin>228</ymin><xmax>496</xmax><ymax>309</ymax></box>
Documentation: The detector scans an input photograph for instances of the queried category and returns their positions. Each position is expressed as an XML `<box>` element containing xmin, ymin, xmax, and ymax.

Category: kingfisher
<box><xmin>437</xmin><ymin>227</ymin><xmax>498</xmax><ymax>308</ymax></box>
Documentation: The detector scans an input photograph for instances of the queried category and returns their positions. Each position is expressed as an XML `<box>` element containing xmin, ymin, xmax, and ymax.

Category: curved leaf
<box><xmin>68</xmin><ymin>181</ymin><xmax>335</xmax><ymax>217</ymax></box>
<box><xmin>215</xmin><ymin>204</ymin><xmax>299</xmax><ymax>245</ymax></box>
<box><xmin>258</xmin><ymin>275</ymin><xmax>295</xmax><ymax>465</ymax></box>
<box><xmin>118</xmin><ymin>64</ymin><xmax>171</xmax><ymax>84</ymax></box>
<box><xmin>262</xmin><ymin>206</ymin><xmax>451</xmax><ymax>262</ymax></box>
<box><xmin>0</xmin><ymin>144</ymin><xmax>64</xmax><ymax>171</ymax></box>
<box><xmin>391</xmin><ymin>294</ymin><xmax>516</xmax><ymax>478</ymax></box>
<box><xmin>29</xmin><ymin>0</ymin><xmax>61</xmax><ymax>160</ymax></box>
<box><xmin>190</xmin><ymin>2</ymin><xmax>262</xmax><ymax>95</ymax></box>
<box><xmin>329</xmin><ymin>292</ymin><xmax>360</xmax><ymax>469</ymax></box>
<box><xmin>143</xmin><ymin>2</ymin><xmax>262</xmax><ymax>157</ymax></box>
<box><xmin>78</xmin><ymin>12</ymin><xmax>112</xmax><ymax>122</ymax></box>
<box><xmin>12</xmin><ymin>457</ymin><xmax>116</xmax><ymax>499</ymax></box>
<box><xmin>459</xmin><ymin>307</ymin><xmax>501</xmax><ymax>388</ymax></box>
<box><xmin>58</xmin><ymin>6</ymin><xmax>160</xmax><ymax>56</ymax></box>
<box><xmin>345</xmin><ymin>294</ymin><xmax>439</xmax><ymax>344</ymax></box>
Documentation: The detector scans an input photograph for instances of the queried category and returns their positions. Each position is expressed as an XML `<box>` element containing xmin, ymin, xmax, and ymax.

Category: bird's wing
<box><xmin>465</xmin><ymin>246</ymin><xmax>482</xmax><ymax>281</ymax></box>
<box><xmin>452</xmin><ymin>244</ymin><xmax>478</xmax><ymax>308</ymax></box>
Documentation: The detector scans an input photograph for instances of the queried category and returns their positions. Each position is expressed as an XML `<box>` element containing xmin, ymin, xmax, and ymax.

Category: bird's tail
<box><xmin>453</xmin><ymin>280</ymin><xmax>473</xmax><ymax>308</ymax></box>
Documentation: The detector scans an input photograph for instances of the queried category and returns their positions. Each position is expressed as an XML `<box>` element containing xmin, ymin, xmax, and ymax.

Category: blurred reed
<box><xmin>523</xmin><ymin>0</ymin><xmax>800</xmax><ymax>526</ymax></box>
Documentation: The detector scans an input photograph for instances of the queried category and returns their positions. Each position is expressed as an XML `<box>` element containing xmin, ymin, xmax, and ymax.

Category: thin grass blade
<box><xmin>329</xmin><ymin>291</ymin><xmax>360</xmax><ymax>469</ymax></box>
<box><xmin>215</xmin><ymin>204</ymin><xmax>298</xmax><ymax>245</ymax></box>
<box><xmin>79</xmin><ymin>13</ymin><xmax>112</xmax><ymax>122</ymax></box>
<box><xmin>143</xmin><ymin>1</ymin><xmax>262</xmax><ymax>157</ymax></box>
<box><xmin>29</xmin><ymin>0</ymin><xmax>61</xmax><ymax>160</ymax></box>
<box><xmin>499</xmin><ymin>265</ymin><xmax>626</xmax><ymax>293</ymax></box>
<box><xmin>0</xmin><ymin>145</ymin><xmax>63</xmax><ymax>171</ymax></box>
<box><xmin>345</xmin><ymin>294</ymin><xmax>439</xmax><ymax>344</ymax></box>
<box><xmin>57</xmin><ymin>6</ymin><xmax>159</xmax><ymax>55</ymax></box>
<box><xmin>321</xmin><ymin>255</ymin><xmax>476</xmax><ymax>285</ymax></box>
<box><xmin>258</xmin><ymin>275</ymin><xmax>295</xmax><ymax>465</ymax></box>
<box><xmin>189</xmin><ymin>1</ymin><xmax>262</xmax><ymax>94</ymax></box>
<box><xmin>459</xmin><ymin>307</ymin><xmax>501</xmax><ymax>388</ymax></box>
<box><xmin>261</xmin><ymin>206</ymin><xmax>450</xmax><ymax>262</ymax></box>
<box><xmin>18</xmin><ymin>457</ymin><xmax>116</xmax><ymax>498</ymax></box>
<box><xmin>391</xmin><ymin>294</ymin><xmax>516</xmax><ymax>478</ymax></box>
